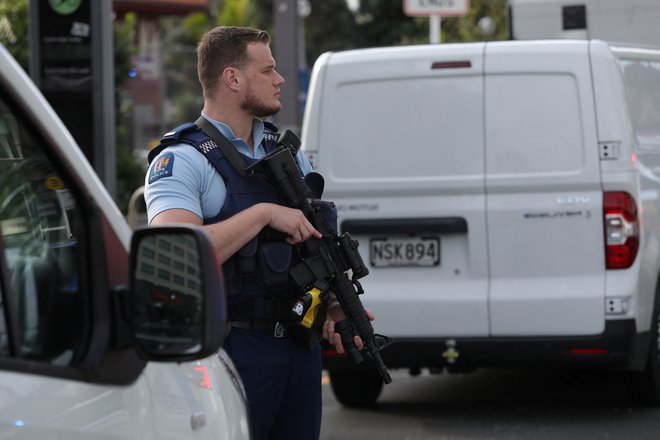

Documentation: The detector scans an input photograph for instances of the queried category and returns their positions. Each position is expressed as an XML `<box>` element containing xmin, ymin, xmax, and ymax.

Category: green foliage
<box><xmin>183</xmin><ymin>11</ymin><xmax>213</xmax><ymax>42</ymax></box>
<box><xmin>356</xmin><ymin>0</ymin><xmax>428</xmax><ymax>47</ymax></box>
<box><xmin>245</xmin><ymin>0</ymin><xmax>273</xmax><ymax>32</ymax></box>
<box><xmin>305</xmin><ymin>0</ymin><xmax>360</xmax><ymax>66</ymax></box>
<box><xmin>0</xmin><ymin>0</ymin><xmax>29</xmax><ymax>70</ymax></box>
<box><xmin>171</xmin><ymin>91</ymin><xmax>205</xmax><ymax>127</ymax></box>
<box><xmin>115</xmin><ymin>12</ymin><xmax>137</xmax><ymax>89</ymax></box>
<box><xmin>160</xmin><ymin>15</ymin><xmax>205</xmax><ymax>126</ymax></box>
<box><xmin>115</xmin><ymin>141</ymin><xmax>146</xmax><ymax>214</ymax></box>
<box><xmin>113</xmin><ymin>13</ymin><xmax>145</xmax><ymax>213</ymax></box>
<box><xmin>354</xmin><ymin>0</ymin><xmax>508</xmax><ymax>48</ymax></box>
<box><xmin>441</xmin><ymin>0</ymin><xmax>509</xmax><ymax>42</ymax></box>
<box><xmin>219</xmin><ymin>0</ymin><xmax>251</xmax><ymax>26</ymax></box>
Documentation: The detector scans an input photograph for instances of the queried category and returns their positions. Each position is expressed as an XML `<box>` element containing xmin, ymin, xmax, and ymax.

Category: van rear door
<box><xmin>484</xmin><ymin>41</ymin><xmax>606</xmax><ymax>336</ymax></box>
<box><xmin>311</xmin><ymin>44</ymin><xmax>489</xmax><ymax>337</ymax></box>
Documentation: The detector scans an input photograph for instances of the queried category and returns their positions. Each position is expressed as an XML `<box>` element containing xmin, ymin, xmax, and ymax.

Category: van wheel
<box><xmin>629</xmin><ymin>308</ymin><xmax>660</xmax><ymax>405</ymax></box>
<box><xmin>329</xmin><ymin>369</ymin><xmax>383</xmax><ymax>407</ymax></box>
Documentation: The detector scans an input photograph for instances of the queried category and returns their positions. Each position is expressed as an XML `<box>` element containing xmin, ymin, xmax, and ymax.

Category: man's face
<box><xmin>239</xmin><ymin>42</ymin><xmax>285</xmax><ymax>117</ymax></box>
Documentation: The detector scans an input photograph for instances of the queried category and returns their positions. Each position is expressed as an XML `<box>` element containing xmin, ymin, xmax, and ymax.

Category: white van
<box><xmin>0</xmin><ymin>43</ymin><xmax>250</xmax><ymax>438</ymax></box>
<box><xmin>302</xmin><ymin>39</ymin><xmax>660</xmax><ymax>407</ymax></box>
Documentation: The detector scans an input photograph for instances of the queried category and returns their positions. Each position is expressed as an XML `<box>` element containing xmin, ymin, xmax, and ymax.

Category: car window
<box><xmin>619</xmin><ymin>58</ymin><xmax>660</xmax><ymax>146</ymax></box>
<box><xmin>0</xmin><ymin>96</ymin><xmax>85</xmax><ymax>365</ymax></box>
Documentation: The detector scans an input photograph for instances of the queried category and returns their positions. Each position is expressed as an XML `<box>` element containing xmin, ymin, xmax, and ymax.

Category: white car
<box><xmin>0</xmin><ymin>43</ymin><xmax>250</xmax><ymax>438</ymax></box>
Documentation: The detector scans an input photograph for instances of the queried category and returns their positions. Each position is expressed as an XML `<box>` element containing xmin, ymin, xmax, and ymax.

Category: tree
<box><xmin>304</xmin><ymin>0</ymin><xmax>360</xmax><ymax>67</ymax></box>
<box><xmin>355</xmin><ymin>0</ymin><xmax>508</xmax><ymax>48</ymax></box>
<box><xmin>114</xmin><ymin>13</ymin><xmax>145</xmax><ymax>213</ymax></box>
<box><xmin>208</xmin><ymin>0</ymin><xmax>360</xmax><ymax>69</ymax></box>
<box><xmin>0</xmin><ymin>0</ymin><xmax>29</xmax><ymax>69</ymax></box>
<box><xmin>247</xmin><ymin>0</ymin><xmax>274</xmax><ymax>32</ymax></box>
<box><xmin>160</xmin><ymin>13</ymin><xmax>208</xmax><ymax>125</ymax></box>
<box><xmin>441</xmin><ymin>0</ymin><xmax>509</xmax><ymax>42</ymax></box>
<box><xmin>356</xmin><ymin>0</ymin><xmax>428</xmax><ymax>48</ymax></box>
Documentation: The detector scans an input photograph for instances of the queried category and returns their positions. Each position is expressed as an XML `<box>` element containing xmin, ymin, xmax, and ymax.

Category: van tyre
<box><xmin>329</xmin><ymin>369</ymin><xmax>383</xmax><ymax>407</ymax></box>
<box><xmin>629</xmin><ymin>306</ymin><xmax>660</xmax><ymax>406</ymax></box>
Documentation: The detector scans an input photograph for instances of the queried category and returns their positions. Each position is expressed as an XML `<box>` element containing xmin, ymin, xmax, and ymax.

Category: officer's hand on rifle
<box><xmin>265</xmin><ymin>203</ymin><xmax>321</xmax><ymax>245</ymax></box>
<box><xmin>323</xmin><ymin>301</ymin><xmax>375</xmax><ymax>354</ymax></box>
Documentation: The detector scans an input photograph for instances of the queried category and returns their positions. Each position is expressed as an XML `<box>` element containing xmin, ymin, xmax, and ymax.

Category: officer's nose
<box><xmin>274</xmin><ymin>70</ymin><xmax>285</xmax><ymax>87</ymax></box>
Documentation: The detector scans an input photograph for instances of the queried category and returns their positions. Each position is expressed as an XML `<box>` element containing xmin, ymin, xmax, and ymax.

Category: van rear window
<box><xmin>324</xmin><ymin>75</ymin><xmax>484</xmax><ymax>180</ymax></box>
<box><xmin>485</xmin><ymin>74</ymin><xmax>584</xmax><ymax>175</ymax></box>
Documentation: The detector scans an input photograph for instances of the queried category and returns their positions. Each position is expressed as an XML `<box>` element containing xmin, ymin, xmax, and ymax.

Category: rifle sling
<box><xmin>195</xmin><ymin>116</ymin><xmax>248</xmax><ymax>177</ymax></box>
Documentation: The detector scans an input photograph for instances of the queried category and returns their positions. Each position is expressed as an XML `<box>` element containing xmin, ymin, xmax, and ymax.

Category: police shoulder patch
<box><xmin>149</xmin><ymin>152</ymin><xmax>175</xmax><ymax>184</ymax></box>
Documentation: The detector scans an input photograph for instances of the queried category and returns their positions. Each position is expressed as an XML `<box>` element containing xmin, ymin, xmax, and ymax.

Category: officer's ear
<box><xmin>222</xmin><ymin>67</ymin><xmax>241</xmax><ymax>91</ymax></box>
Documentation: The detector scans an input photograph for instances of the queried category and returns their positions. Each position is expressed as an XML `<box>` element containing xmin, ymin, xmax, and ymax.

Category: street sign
<box><xmin>403</xmin><ymin>0</ymin><xmax>470</xmax><ymax>17</ymax></box>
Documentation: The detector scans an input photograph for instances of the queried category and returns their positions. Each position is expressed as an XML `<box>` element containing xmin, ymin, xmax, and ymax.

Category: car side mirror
<box><xmin>129</xmin><ymin>226</ymin><xmax>226</xmax><ymax>362</ymax></box>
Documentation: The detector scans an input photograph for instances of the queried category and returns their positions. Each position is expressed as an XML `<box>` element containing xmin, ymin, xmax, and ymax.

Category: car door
<box><xmin>484</xmin><ymin>41</ymin><xmax>606</xmax><ymax>336</ymax></box>
<box><xmin>315</xmin><ymin>43</ymin><xmax>490</xmax><ymax>337</ymax></box>
<box><xmin>0</xmin><ymin>88</ymin><xmax>151</xmax><ymax>437</ymax></box>
<box><xmin>0</xmin><ymin>56</ymin><xmax>249</xmax><ymax>439</ymax></box>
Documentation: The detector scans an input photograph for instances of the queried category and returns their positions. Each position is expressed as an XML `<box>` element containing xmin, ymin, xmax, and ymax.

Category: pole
<box><xmin>91</xmin><ymin>0</ymin><xmax>116</xmax><ymax>197</ymax></box>
<box><xmin>430</xmin><ymin>15</ymin><xmax>442</xmax><ymax>43</ymax></box>
<box><xmin>273</xmin><ymin>0</ymin><xmax>300</xmax><ymax>134</ymax></box>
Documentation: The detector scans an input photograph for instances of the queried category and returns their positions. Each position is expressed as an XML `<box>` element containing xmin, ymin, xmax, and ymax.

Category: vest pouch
<box><xmin>221</xmin><ymin>250</ymin><xmax>245</xmax><ymax>299</ymax></box>
<box><xmin>311</xmin><ymin>199</ymin><xmax>338</xmax><ymax>235</ymax></box>
<box><xmin>223</xmin><ymin>256</ymin><xmax>235</xmax><ymax>280</ymax></box>
<box><xmin>236</xmin><ymin>238</ymin><xmax>258</xmax><ymax>274</ymax></box>
<box><xmin>257</xmin><ymin>242</ymin><xmax>292</xmax><ymax>288</ymax></box>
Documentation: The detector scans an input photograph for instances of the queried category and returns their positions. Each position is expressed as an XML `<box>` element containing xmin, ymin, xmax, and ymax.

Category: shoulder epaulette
<box><xmin>160</xmin><ymin>123</ymin><xmax>199</xmax><ymax>144</ymax></box>
<box><xmin>263</xmin><ymin>121</ymin><xmax>280</xmax><ymax>144</ymax></box>
<box><xmin>147</xmin><ymin>123</ymin><xmax>201</xmax><ymax>165</ymax></box>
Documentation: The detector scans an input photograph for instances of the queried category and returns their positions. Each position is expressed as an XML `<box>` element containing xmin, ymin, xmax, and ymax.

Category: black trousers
<box><xmin>224</xmin><ymin>326</ymin><xmax>322</xmax><ymax>440</ymax></box>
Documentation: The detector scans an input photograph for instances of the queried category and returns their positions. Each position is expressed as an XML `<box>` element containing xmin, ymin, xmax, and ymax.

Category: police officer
<box><xmin>144</xmin><ymin>26</ymin><xmax>372</xmax><ymax>440</ymax></box>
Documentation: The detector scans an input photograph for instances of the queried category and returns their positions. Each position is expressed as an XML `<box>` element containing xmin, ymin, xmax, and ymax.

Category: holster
<box><xmin>286</xmin><ymin>280</ymin><xmax>331</xmax><ymax>350</ymax></box>
<box><xmin>288</xmin><ymin>299</ymin><xmax>328</xmax><ymax>350</ymax></box>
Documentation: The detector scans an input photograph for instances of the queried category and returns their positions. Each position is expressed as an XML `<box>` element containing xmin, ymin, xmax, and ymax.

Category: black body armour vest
<box><xmin>149</xmin><ymin>121</ymin><xmax>298</xmax><ymax>320</ymax></box>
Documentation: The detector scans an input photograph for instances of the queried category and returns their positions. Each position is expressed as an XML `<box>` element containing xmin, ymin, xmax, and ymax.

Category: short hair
<box><xmin>197</xmin><ymin>26</ymin><xmax>271</xmax><ymax>98</ymax></box>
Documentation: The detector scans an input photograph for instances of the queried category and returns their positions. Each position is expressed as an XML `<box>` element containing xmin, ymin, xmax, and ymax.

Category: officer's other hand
<box><xmin>267</xmin><ymin>204</ymin><xmax>321</xmax><ymax>244</ymax></box>
<box><xmin>324</xmin><ymin>302</ymin><xmax>375</xmax><ymax>354</ymax></box>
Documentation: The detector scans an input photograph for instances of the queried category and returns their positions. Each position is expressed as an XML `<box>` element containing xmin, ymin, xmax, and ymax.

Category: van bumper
<box><xmin>322</xmin><ymin>320</ymin><xmax>650</xmax><ymax>372</ymax></box>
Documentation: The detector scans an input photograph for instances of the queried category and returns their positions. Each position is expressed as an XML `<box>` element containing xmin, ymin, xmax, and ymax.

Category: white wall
<box><xmin>509</xmin><ymin>0</ymin><xmax>660</xmax><ymax>47</ymax></box>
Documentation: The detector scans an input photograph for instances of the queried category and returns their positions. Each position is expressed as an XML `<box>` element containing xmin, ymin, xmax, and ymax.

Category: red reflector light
<box><xmin>570</xmin><ymin>348</ymin><xmax>609</xmax><ymax>355</ymax></box>
<box><xmin>431</xmin><ymin>61</ymin><xmax>472</xmax><ymax>69</ymax></box>
<box><xmin>603</xmin><ymin>192</ymin><xmax>639</xmax><ymax>269</ymax></box>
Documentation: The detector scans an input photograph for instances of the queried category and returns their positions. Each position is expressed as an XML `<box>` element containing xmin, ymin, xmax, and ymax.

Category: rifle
<box><xmin>246</xmin><ymin>130</ymin><xmax>393</xmax><ymax>385</ymax></box>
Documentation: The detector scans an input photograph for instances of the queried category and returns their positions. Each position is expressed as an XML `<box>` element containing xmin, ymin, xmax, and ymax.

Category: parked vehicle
<box><xmin>302</xmin><ymin>39</ymin><xmax>660</xmax><ymax>407</ymax></box>
<box><xmin>0</xmin><ymin>43</ymin><xmax>250</xmax><ymax>438</ymax></box>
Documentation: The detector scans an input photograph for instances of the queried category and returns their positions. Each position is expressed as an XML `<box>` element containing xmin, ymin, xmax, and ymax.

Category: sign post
<box><xmin>29</xmin><ymin>0</ymin><xmax>116</xmax><ymax>196</ymax></box>
<box><xmin>403</xmin><ymin>0</ymin><xmax>470</xmax><ymax>43</ymax></box>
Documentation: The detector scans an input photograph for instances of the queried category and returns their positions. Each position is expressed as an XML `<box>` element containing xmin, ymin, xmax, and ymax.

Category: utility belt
<box><xmin>228</xmin><ymin>297</ymin><xmax>285</xmax><ymax>321</ymax></box>
<box><xmin>230</xmin><ymin>319</ymin><xmax>289</xmax><ymax>338</ymax></box>
<box><xmin>228</xmin><ymin>283</ymin><xmax>330</xmax><ymax>349</ymax></box>
<box><xmin>228</xmin><ymin>298</ymin><xmax>289</xmax><ymax>338</ymax></box>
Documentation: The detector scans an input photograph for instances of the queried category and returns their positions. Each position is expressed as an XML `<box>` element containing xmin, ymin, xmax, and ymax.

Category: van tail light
<box><xmin>603</xmin><ymin>192</ymin><xmax>639</xmax><ymax>269</ymax></box>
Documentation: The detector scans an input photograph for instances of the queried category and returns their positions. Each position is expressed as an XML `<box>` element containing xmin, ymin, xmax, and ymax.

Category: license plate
<box><xmin>370</xmin><ymin>237</ymin><xmax>440</xmax><ymax>267</ymax></box>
